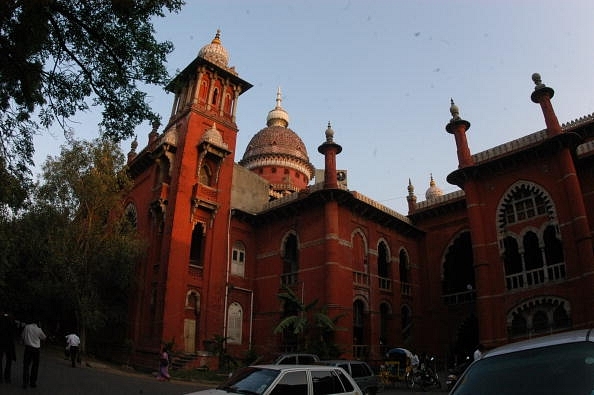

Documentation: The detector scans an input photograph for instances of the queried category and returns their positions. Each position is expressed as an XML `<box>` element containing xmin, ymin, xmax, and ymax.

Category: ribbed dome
<box><xmin>239</xmin><ymin>89</ymin><xmax>315</xmax><ymax>191</ymax></box>
<box><xmin>198</xmin><ymin>30</ymin><xmax>229</xmax><ymax>68</ymax></box>
<box><xmin>242</xmin><ymin>125</ymin><xmax>309</xmax><ymax>163</ymax></box>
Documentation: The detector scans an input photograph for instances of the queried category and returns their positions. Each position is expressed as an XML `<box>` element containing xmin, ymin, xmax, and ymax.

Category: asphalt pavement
<box><xmin>1</xmin><ymin>343</ymin><xmax>209</xmax><ymax>395</ymax></box>
<box><xmin>1</xmin><ymin>343</ymin><xmax>449</xmax><ymax>395</ymax></box>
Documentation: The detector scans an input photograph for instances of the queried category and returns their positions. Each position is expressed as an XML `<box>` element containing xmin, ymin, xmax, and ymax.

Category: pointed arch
<box><xmin>507</xmin><ymin>296</ymin><xmax>571</xmax><ymax>338</ymax></box>
<box><xmin>497</xmin><ymin>183</ymin><xmax>565</xmax><ymax>290</ymax></box>
<box><xmin>441</xmin><ymin>230</ymin><xmax>475</xmax><ymax>304</ymax></box>
<box><xmin>227</xmin><ymin>302</ymin><xmax>243</xmax><ymax>344</ymax></box>
<box><xmin>398</xmin><ymin>247</ymin><xmax>411</xmax><ymax>296</ymax></box>
<box><xmin>377</xmin><ymin>239</ymin><xmax>391</xmax><ymax>291</ymax></box>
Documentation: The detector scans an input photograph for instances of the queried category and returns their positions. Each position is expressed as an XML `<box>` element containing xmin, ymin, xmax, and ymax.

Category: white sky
<box><xmin>34</xmin><ymin>0</ymin><xmax>594</xmax><ymax>213</ymax></box>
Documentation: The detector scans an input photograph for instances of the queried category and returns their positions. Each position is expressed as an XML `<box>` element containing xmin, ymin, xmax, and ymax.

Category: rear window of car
<box><xmin>350</xmin><ymin>362</ymin><xmax>372</xmax><ymax>378</ymax></box>
<box><xmin>451</xmin><ymin>341</ymin><xmax>594</xmax><ymax>395</ymax></box>
<box><xmin>300</xmin><ymin>355</ymin><xmax>318</xmax><ymax>364</ymax></box>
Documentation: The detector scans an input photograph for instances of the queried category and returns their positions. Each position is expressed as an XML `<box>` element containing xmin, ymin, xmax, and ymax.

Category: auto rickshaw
<box><xmin>379</xmin><ymin>347</ymin><xmax>414</xmax><ymax>386</ymax></box>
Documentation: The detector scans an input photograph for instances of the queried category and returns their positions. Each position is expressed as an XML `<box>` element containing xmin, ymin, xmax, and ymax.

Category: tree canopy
<box><xmin>0</xmin><ymin>0</ymin><xmax>184</xmax><ymax>178</ymax></box>
<box><xmin>1</xmin><ymin>138</ymin><xmax>146</xmax><ymax>351</ymax></box>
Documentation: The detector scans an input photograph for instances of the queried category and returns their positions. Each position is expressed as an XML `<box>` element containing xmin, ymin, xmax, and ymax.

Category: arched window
<box><xmin>199</xmin><ymin>164</ymin><xmax>212</xmax><ymax>186</ymax></box>
<box><xmin>227</xmin><ymin>302</ymin><xmax>242</xmax><ymax>344</ymax></box>
<box><xmin>442</xmin><ymin>231</ymin><xmax>475</xmax><ymax>303</ymax></box>
<box><xmin>231</xmin><ymin>241</ymin><xmax>246</xmax><ymax>277</ymax></box>
<box><xmin>124</xmin><ymin>203</ymin><xmax>137</xmax><ymax>230</ymax></box>
<box><xmin>399</xmin><ymin>249</ymin><xmax>411</xmax><ymax>296</ymax></box>
<box><xmin>190</xmin><ymin>223</ymin><xmax>205</xmax><ymax>267</ymax></box>
<box><xmin>507</xmin><ymin>297</ymin><xmax>571</xmax><ymax>338</ymax></box>
<box><xmin>186</xmin><ymin>291</ymin><xmax>201</xmax><ymax>316</ymax></box>
<box><xmin>281</xmin><ymin>233</ymin><xmax>299</xmax><ymax>286</ymax></box>
<box><xmin>498</xmin><ymin>183</ymin><xmax>564</xmax><ymax>290</ymax></box>
<box><xmin>377</xmin><ymin>241</ymin><xmax>391</xmax><ymax>290</ymax></box>
<box><xmin>212</xmin><ymin>87</ymin><xmax>219</xmax><ymax>105</ymax></box>
<box><xmin>352</xmin><ymin>231</ymin><xmax>368</xmax><ymax>286</ymax></box>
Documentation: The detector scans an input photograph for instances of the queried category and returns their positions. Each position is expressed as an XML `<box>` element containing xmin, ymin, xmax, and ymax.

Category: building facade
<box><xmin>124</xmin><ymin>32</ymin><xmax>594</xmax><ymax>368</ymax></box>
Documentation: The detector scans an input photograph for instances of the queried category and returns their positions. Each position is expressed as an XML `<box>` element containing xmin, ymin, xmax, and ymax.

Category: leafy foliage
<box><xmin>0</xmin><ymin>0</ymin><xmax>184</xmax><ymax>178</ymax></box>
<box><xmin>273</xmin><ymin>285</ymin><xmax>345</xmax><ymax>359</ymax></box>
<box><xmin>3</xmin><ymin>138</ymin><xmax>146</xmax><ymax>349</ymax></box>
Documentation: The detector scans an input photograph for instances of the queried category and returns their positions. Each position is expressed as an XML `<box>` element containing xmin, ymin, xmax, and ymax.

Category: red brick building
<box><xmin>124</xmin><ymin>32</ymin><xmax>594</xmax><ymax>368</ymax></box>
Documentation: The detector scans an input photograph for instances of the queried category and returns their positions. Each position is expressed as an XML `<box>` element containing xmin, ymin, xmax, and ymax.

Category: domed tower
<box><xmin>239</xmin><ymin>88</ymin><xmax>315</xmax><ymax>198</ymax></box>
<box><xmin>425</xmin><ymin>174</ymin><xmax>444</xmax><ymax>200</ymax></box>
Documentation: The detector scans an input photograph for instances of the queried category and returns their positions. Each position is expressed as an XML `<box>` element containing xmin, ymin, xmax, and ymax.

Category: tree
<box><xmin>28</xmin><ymin>137</ymin><xmax>146</xmax><ymax>350</ymax></box>
<box><xmin>273</xmin><ymin>285</ymin><xmax>345</xmax><ymax>359</ymax></box>
<box><xmin>0</xmin><ymin>0</ymin><xmax>184</xmax><ymax>178</ymax></box>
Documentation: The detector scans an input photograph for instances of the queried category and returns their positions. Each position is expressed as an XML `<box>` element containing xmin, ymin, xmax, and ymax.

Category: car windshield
<box><xmin>218</xmin><ymin>367</ymin><xmax>280</xmax><ymax>395</ymax></box>
<box><xmin>451</xmin><ymin>341</ymin><xmax>594</xmax><ymax>395</ymax></box>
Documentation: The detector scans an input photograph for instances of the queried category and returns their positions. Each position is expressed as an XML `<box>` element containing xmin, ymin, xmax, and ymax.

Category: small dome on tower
<box><xmin>198</xmin><ymin>29</ymin><xmax>229</xmax><ymax>68</ymax></box>
<box><xmin>201</xmin><ymin>122</ymin><xmax>227</xmax><ymax>149</ymax></box>
<box><xmin>425</xmin><ymin>174</ymin><xmax>444</xmax><ymax>200</ymax></box>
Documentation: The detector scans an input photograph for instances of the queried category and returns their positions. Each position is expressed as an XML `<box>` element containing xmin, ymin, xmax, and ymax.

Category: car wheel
<box><xmin>364</xmin><ymin>387</ymin><xmax>377</xmax><ymax>395</ymax></box>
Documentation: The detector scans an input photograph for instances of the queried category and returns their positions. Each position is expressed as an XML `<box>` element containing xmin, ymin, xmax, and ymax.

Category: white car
<box><xmin>449</xmin><ymin>328</ymin><xmax>594</xmax><ymax>395</ymax></box>
<box><xmin>185</xmin><ymin>364</ymin><xmax>362</xmax><ymax>395</ymax></box>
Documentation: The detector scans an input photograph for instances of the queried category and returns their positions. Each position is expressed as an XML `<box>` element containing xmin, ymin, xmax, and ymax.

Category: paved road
<box><xmin>2</xmin><ymin>344</ymin><xmax>209</xmax><ymax>395</ymax></box>
<box><xmin>1</xmin><ymin>344</ymin><xmax>449</xmax><ymax>395</ymax></box>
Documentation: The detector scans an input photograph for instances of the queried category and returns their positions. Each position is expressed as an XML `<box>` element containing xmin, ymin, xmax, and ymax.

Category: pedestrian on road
<box><xmin>0</xmin><ymin>310</ymin><xmax>17</xmax><ymax>383</ymax></box>
<box><xmin>156</xmin><ymin>343</ymin><xmax>171</xmax><ymax>381</ymax></box>
<box><xmin>65</xmin><ymin>333</ymin><xmax>81</xmax><ymax>368</ymax></box>
<box><xmin>21</xmin><ymin>319</ymin><xmax>47</xmax><ymax>389</ymax></box>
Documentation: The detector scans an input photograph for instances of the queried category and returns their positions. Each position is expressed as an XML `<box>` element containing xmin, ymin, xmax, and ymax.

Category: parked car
<box><xmin>449</xmin><ymin>328</ymin><xmax>594</xmax><ymax>395</ymax></box>
<box><xmin>272</xmin><ymin>352</ymin><xmax>320</xmax><ymax>365</ymax></box>
<box><xmin>318</xmin><ymin>360</ymin><xmax>380</xmax><ymax>395</ymax></box>
<box><xmin>184</xmin><ymin>364</ymin><xmax>362</xmax><ymax>395</ymax></box>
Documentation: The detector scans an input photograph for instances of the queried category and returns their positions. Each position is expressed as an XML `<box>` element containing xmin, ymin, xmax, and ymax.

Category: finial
<box><xmin>450</xmin><ymin>98</ymin><xmax>460</xmax><ymax>121</ymax></box>
<box><xmin>325</xmin><ymin>121</ymin><xmax>335</xmax><ymax>142</ymax></box>
<box><xmin>275</xmin><ymin>87</ymin><xmax>282</xmax><ymax>108</ymax></box>
<box><xmin>429</xmin><ymin>173</ymin><xmax>436</xmax><ymax>186</ymax></box>
<box><xmin>213</xmin><ymin>29</ymin><xmax>222</xmax><ymax>43</ymax></box>
<box><xmin>532</xmin><ymin>73</ymin><xmax>545</xmax><ymax>89</ymax></box>
<box><xmin>131</xmin><ymin>136</ymin><xmax>138</xmax><ymax>152</ymax></box>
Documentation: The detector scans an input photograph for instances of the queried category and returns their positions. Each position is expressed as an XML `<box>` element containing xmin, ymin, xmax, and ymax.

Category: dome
<box><xmin>198</xmin><ymin>30</ymin><xmax>229</xmax><ymax>68</ymax></box>
<box><xmin>425</xmin><ymin>174</ymin><xmax>444</xmax><ymax>200</ymax></box>
<box><xmin>241</xmin><ymin>125</ymin><xmax>310</xmax><ymax>163</ymax></box>
<box><xmin>239</xmin><ymin>89</ymin><xmax>315</xmax><ymax>185</ymax></box>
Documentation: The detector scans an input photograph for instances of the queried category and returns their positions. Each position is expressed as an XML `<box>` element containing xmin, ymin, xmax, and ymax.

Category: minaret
<box><xmin>531</xmin><ymin>73</ymin><xmax>594</xmax><ymax>321</ymax></box>
<box><xmin>317</xmin><ymin>122</ymin><xmax>343</xmax><ymax>189</ymax></box>
<box><xmin>446</xmin><ymin>99</ymin><xmax>473</xmax><ymax>168</ymax></box>
<box><xmin>407</xmin><ymin>179</ymin><xmax>417</xmax><ymax>214</ymax></box>
<box><xmin>530</xmin><ymin>73</ymin><xmax>562</xmax><ymax>137</ymax></box>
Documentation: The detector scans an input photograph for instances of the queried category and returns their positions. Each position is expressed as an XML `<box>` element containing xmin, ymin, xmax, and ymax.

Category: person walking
<box><xmin>21</xmin><ymin>319</ymin><xmax>47</xmax><ymax>389</ymax></box>
<box><xmin>65</xmin><ymin>333</ymin><xmax>81</xmax><ymax>368</ymax></box>
<box><xmin>0</xmin><ymin>311</ymin><xmax>17</xmax><ymax>383</ymax></box>
<box><xmin>156</xmin><ymin>344</ymin><xmax>171</xmax><ymax>381</ymax></box>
